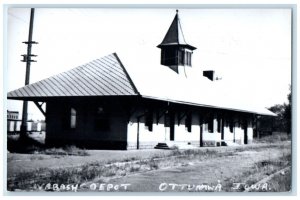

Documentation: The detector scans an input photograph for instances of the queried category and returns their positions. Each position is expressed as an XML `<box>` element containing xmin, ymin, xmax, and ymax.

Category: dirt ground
<box><xmin>6</xmin><ymin>141</ymin><xmax>292</xmax><ymax>192</ymax></box>
<box><xmin>7</xmin><ymin>142</ymin><xmax>286</xmax><ymax>176</ymax></box>
<box><xmin>77</xmin><ymin>142</ymin><xmax>291</xmax><ymax>192</ymax></box>
<box><xmin>7</xmin><ymin>149</ymin><xmax>171</xmax><ymax>177</ymax></box>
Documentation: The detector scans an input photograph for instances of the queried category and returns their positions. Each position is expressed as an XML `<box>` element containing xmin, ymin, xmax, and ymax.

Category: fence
<box><xmin>7</xmin><ymin>120</ymin><xmax>46</xmax><ymax>135</ymax></box>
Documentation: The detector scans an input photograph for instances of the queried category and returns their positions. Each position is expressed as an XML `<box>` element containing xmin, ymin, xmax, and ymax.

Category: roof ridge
<box><xmin>112</xmin><ymin>52</ymin><xmax>140</xmax><ymax>95</ymax></box>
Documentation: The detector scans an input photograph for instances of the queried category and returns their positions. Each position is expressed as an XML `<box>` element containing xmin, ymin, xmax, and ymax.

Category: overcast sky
<box><xmin>6</xmin><ymin>8</ymin><xmax>291</xmax><ymax>120</ymax></box>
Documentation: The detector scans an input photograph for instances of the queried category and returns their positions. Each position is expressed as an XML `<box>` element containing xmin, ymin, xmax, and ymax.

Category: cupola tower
<box><xmin>157</xmin><ymin>10</ymin><xmax>196</xmax><ymax>74</ymax></box>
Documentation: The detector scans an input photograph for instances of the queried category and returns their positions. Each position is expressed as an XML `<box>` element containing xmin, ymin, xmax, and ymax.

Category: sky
<box><xmin>5</xmin><ymin>8</ymin><xmax>291</xmax><ymax>120</ymax></box>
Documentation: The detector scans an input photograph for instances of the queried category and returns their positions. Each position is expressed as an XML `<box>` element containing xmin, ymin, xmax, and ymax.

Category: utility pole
<box><xmin>20</xmin><ymin>8</ymin><xmax>38</xmax><ymax>140</ymax></box>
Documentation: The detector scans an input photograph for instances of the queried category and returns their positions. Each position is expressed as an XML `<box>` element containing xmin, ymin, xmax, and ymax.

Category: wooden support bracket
<box><xmin>156</xmin><ymin>109</ymin><xmax>167</xmax><ymax>124</ymax></box>
<box><xmin>177</xmin><ymin>111</ymin><xmax>187</xmax><ymax>125</ymax></box>
<box><xmin>34</xmin><ymin>101</ymin><xmax>46</xmax><ymax>116</ymax></box>
<box><xmin>126</xmin><ymin>107</ymin><xmax>138</xmax><ymax>123</ymax></box>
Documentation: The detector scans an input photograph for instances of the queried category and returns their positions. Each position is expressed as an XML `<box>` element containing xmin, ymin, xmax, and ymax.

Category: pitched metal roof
<box><xmin>7</xmin><ymin>53</ymin><xmax>138</xmax><ymax>99</ymax></box>
<box><xmin>157</xmin><ymin>10</ymin><xmax>196</xmax><ymax>50</ymax></box>
<box><xmin>7</xmin><ymin>51</ymin><xmax>275</xmax><ymax>116</ymax></box>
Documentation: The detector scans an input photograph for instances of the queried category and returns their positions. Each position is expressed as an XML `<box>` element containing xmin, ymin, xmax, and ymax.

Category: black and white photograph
<box><xmin>4</xmin><ymin>4</ymin><xmax>294</xmax><ymax>194</ymax></box>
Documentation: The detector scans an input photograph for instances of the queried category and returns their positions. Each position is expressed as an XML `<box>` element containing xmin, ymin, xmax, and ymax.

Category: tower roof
<box><xmin>157</xmin><ymin>10</ymin><xmax>196</xmax><ymax>50</ymax></box>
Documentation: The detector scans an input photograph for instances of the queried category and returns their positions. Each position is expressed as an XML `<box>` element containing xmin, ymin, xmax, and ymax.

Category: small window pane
<box><xmin>185</xmin><ymin>51</ymin><xmax>188</xmax><ymax>65</ymax></box>
<box><xmin>178</xmin><ymin>50</ymin><xmax>184</xmax><ymax>65</ymax></box>
<box><xmin>187</xmin><ymin>52</ymin><xmax>191</xmax><ymax>66</ymax></box>
<box><xmin>70</xmin><ymin>108</ymin><xmax>76</xmax><ymax>129</ymax></box>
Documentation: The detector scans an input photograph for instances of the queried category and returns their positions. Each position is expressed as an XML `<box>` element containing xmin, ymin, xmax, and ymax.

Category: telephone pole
<box><xmin>20</xmin><ymin>8</ymin><xmax>38</xmax><ymax>140</ymax></box>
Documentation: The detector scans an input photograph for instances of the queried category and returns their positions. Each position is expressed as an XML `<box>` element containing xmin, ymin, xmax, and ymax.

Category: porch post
<box><xmin>137</xmin><ymin>117</ymin><xmax>140</xmax><ymax>149</ymax></box>
<box><xmin>199</xmin><ymin>114</ymin><xmax>203</xmax><ymax>147</ymax></box>
<box><xmin>221</xmin><ymin>118</ymin><xmax>224</xmax><ymax>141</ymax></box>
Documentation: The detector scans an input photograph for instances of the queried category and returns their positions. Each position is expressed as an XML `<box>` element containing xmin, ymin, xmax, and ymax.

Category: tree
<box><xmin>283</xmin><ymin>86</ymin><xmax>291</xmax><ymax>134</ymax></box>
<box><xmin>268</xmin><ymin>86</ymin><xmax>291</xmax><ymax>134</ymax></box>
<box><xmin>268</xmin><ymin>104</ymin><xmax>286</xmax><ymax>132</ymax></box>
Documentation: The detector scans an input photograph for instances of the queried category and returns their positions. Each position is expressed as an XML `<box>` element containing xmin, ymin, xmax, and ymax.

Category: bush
<box><xmin>37</xmin><ymin>145</ymin><xmax>90</xmax><ymax>156</ymax></box>
<box><xmin>254</xmin><ymin>134</ymin><xmax>291</xmax><ymax>144</ymax></box>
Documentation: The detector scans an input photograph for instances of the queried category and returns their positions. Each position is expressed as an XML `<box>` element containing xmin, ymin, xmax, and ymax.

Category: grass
<box><xmin>7</xmin><ymin>168</ymin><xmax>47</xmax><ymax>190</ymax></box>
<box><xmin>221</xmin><ymin>152</ymin><xmax>291</xmax><ymax>192</ymax></box>
<box><xmin>44</xmin><ymin>145</ymin><xmax>90</xmax><ymax>156</ymax></box>
<box><xmin>7</xmin><ymin>148</ymin><xmax>221</xmax><ymax>191</ymax></box>
<box><xmin>31</xmin><ymin>145</ymin><xmax>90</xmax><ymax>157</ymax></box>
<box><xmin>8</xmin><ymin>135</ymin><xmax>89</xmax><ymax>157</ymax></box>
<box><xmin>267</xmin><ymin>167</ymin><xmax>291</xmax><ymax>192</ymax></box>
<box><xmin>29</xmin><ymin>155</ymin><xmax>45</xmax><ymax>161</ymax></box>
<box><xmin>7</xmin><ymin>142</ymin><xmax>291</xmax><ymax>192</ymax></box>
<box><xmin>253</xmin><ymin>133</ymin><xmax>291</xmax><ymax>144</ymax></box>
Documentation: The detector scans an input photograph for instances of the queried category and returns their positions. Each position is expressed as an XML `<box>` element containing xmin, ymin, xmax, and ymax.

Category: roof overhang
<box><xmin>157</xmin><ymin>43</ymin><xmax>197</xmax><ymax>50</ymax></box>
<box><xmin>7</xmin><ymin>94</ymin><xmax>139</xmax><ymax>102</ymax></box>
<box><xmin>141</xmin><ymin>95</ymin><xmax>277</xmax><ymax>117</ymax></box>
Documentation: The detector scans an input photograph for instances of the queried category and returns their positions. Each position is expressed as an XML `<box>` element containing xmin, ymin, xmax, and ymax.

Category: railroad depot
<box><xmin>7</xmin><ymin>11</ymin><xmax>275</xmax><ymax>149</ymax></box>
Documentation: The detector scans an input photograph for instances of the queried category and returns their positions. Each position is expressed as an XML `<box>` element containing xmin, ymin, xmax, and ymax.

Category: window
<box><xmin>161</xmin><ymin>48</ymin><xmax>177</xmax><ymax>66</ymax></box>
<box><xmin>185</xmin><ymin>51</ymin><xmax>192</xmax><ymax>66</ymax></box>
<box><xmin>178</xmin><ymin>50</ymin><xmax>184</xmax><ymax>65</ymax></box>
<box><xmin>189</xmin><ymin>52</ymin><xmax>192</xmax><ymax>66</ymax></box>
<box><xmin>185</xmin><ymin>51</ymin><xmax>188</xmax><ymax>65</ymax></box>
<box><xmin>62</xmin><ymin>107</ymin><xmax>77</xmax><ymax>130</ymax></box>
<box><xmin>185</xmin><ymin>113</ymin><xmax>192</xmax><ymax>132</ymax></box>
<box><xmin>62</xmin><ymin>107</ymin><xmax>77</xmax><ymax>129</ymax></box>
<box><xmin>177</xmin><ymin>50</ymin><xmax>192</xmax><ymax>66</ymax></box>
<box><xmin>70</xmin><ymin>108</ymin><xmax>77</xmax><ymax>129</ymax></box>
<box><xmin>161</xmin><ymin>47</ymin><xmax>193</xmax><ymax>67</ymax></box>
<box><xmin>94</xmin><ymin>107</ymin><xmax>110</xmax><ymax>131</ymax></box>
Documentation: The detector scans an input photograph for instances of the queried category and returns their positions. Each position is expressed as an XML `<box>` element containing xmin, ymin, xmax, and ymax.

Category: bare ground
<box><xmin>78</xmin><ymin>142</ymin><xmax>291</xmax><ymax>192</ymax></box>
<box><xmin>7</xmin><ymin>149</ymin><xmax>171</xmax><ymax>177</ymax></box>
<box><xmin>6</xmin><ymin>141</ymin><xmax>292</xmax><ymax>192</ymax></box>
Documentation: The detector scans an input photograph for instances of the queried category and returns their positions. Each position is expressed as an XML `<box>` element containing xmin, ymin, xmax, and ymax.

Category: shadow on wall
<box><xmin>45</xmin><ymin>139</ymin><xmax>128</xmax><ymax>150</ymax></box>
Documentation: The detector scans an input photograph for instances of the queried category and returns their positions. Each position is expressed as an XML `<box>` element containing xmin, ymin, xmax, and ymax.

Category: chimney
<box><xmin>203</xmin><ymin>70</ymin><xmax>215</xmax><ymax>81</ymax></box>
